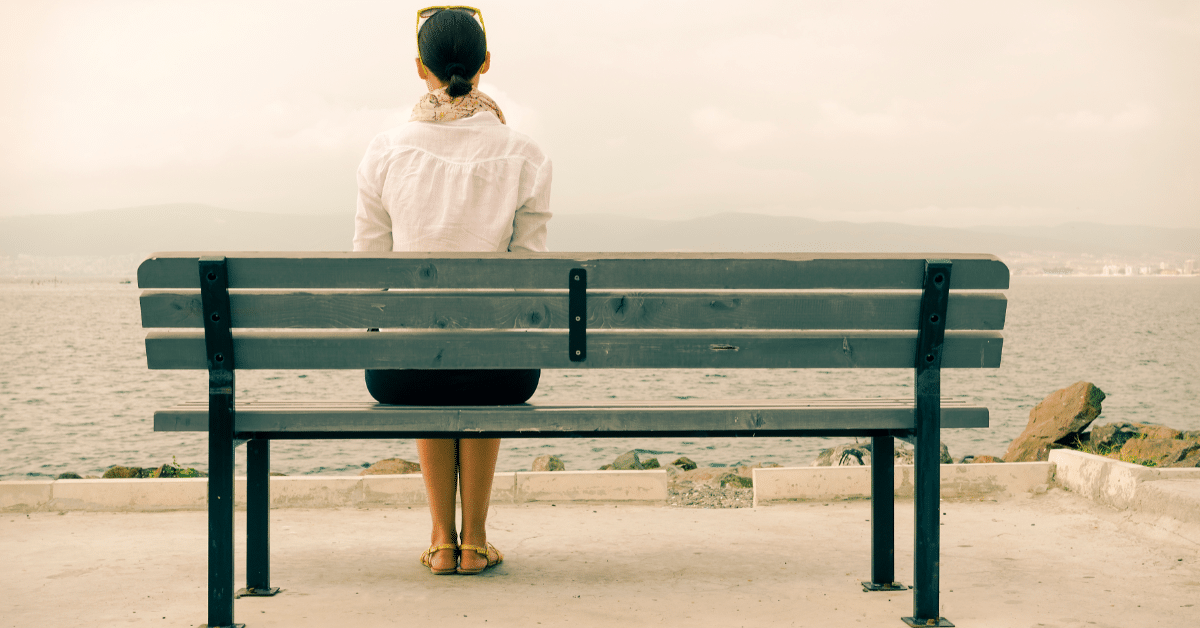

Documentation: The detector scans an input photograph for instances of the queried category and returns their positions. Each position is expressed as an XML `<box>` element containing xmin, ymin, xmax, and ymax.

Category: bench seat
<box><xmin>153</xmin><ymin>398</ymin><xmax>988</xmax><ymax>437</ymax></box>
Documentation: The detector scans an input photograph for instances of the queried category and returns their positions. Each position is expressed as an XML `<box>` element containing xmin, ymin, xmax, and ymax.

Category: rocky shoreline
<box><xmin>44</xmin><ymin>382</ymin><xmax>1200</xmax><ymax>508</ymax></box>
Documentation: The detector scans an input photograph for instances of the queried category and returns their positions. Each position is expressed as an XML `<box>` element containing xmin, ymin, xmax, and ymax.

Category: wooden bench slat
<box><xmin>140</xmin><ymin>290</ymin><xmax>1007</xmax><ymax>331</ymax></box>
<box><xmin>137</xmin><ymin>252</ymin><xmax>1010</xmax><ymax>290</ymax></box>
<box><xmin>145</xmin><ymin>329</ymin><xmax>1003</xmax><ymax>370</ymax></box>
<box><xmin>153</xmin><ymin>399</ymin><xmax>989</xmax><ymax>435</ymax></box>
<box><xmin>171</xmin><ymin>398</ymin><xmax>958</xmax><ymax>407</ymax></box>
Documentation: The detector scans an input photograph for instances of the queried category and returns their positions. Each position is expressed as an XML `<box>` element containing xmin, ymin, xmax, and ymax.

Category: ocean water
<box><xmin>1</xmin><ymin>276</ymin><xmax>1197</xmax><ymax>481</ymax></box>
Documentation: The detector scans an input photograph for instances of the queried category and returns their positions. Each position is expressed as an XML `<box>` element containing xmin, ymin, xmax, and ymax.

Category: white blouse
<box><xmin>353</xmin><ymin>111</ymin><xmax>552</xmax><ymax>253</ymax></box>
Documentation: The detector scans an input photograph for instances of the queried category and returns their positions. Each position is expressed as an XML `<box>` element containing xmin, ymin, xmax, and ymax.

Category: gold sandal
<box><xmin>419</xmin><ymin>543</ymin><xmax>459</xmax><ymax>575</ymax></box>
<box><xmin>456</xmin><ymin>542</ymin><xmax>503</xmax><ymax>575</ymax></box>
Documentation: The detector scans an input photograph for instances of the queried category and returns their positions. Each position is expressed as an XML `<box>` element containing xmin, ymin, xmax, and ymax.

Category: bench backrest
<box><xmin>137</xmin><ymin>252</ymin><xmax>1008</xmax><ymax>371</ymax></box>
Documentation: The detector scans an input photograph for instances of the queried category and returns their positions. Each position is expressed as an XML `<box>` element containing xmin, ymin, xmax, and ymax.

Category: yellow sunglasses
<box><xmin>415</xmin><ymin>6</ymin><xmax>487</xmax><ymax>43</ymax></box>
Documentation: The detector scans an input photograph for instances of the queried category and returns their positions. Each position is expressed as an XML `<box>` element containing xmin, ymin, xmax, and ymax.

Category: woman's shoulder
<box><xmin>369</xmin><ymin>113</ymin><xmax>549</xmax><ymax>168</ymax></box>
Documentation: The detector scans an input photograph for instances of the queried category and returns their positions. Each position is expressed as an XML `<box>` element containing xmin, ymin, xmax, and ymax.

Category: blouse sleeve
<box><xmin>508</xmin><ymin>158</ymin><xmax>553</xmax><ymax>253</ymax></box>
<box><xmin>352</xmin><ymin>135</ymin><xmax>393</xmax><ymax>253</ymax></box>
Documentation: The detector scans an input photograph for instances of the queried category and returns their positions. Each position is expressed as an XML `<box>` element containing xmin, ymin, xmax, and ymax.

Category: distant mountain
<box><xmin>1</xmin><ymin>204</ymin><xmax>1196</xmax><ymax>257</ymax></box>
<box><xmin>551</xmin><ymin>213</ymin><xmax>1093</xmax><ymax>255</ymax></box>
<box><xmin>964</xmin><ymin>222</ymin><xmax>1199</xmax><ymax>256</ymax></box>
<box><xmin>549</xmin><ymin>213</ymin><xmax>1199</xmax><ymax>256</ymax></box>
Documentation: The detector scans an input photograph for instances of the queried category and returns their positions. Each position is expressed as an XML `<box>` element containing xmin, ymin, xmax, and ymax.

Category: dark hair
<box><xmin>418</xmin><ymin>10</ymin><xmax>486</xmax><ymax>98</ymax></box>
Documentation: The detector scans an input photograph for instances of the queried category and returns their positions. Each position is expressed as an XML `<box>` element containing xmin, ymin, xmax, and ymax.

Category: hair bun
<box><xmin>445</xmin><ymin>62</ymin><xmax>466</xmax><ymax>77</ymax></box>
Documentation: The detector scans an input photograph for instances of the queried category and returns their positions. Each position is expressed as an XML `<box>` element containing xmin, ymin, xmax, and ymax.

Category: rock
<box><xmin>1167</xmin><ymin>449</ymin><xmax>1200</xmax><ymax>468</ymax></box>
<box><xmin>813</xmin><ymin>443</ymin><xmax>872</xmax><ymax>466</ymax></box>
<box><xmin>671</xmin><ymin>468</ymin><xmax>730</xmax><ymax>489</ymax></box>
<box><xmin>671</xmin><ymin>457</ymin><xmax>698</xmax><ymax>471</ymax></box>
<box><xmin>598</xmin><ymin>464</ymin><xmax>613</xmax><ymax>470</ymax></box>
<box><xmin>669</xmin><ymin>463</ymin><xmax>773</xmax><ymax>491</ymax></box>
<box><xmin>531</xmin><ymin>455</ymin><xmax>566</xmax><ymax>472</ymax></box>
<box><xmin>1117</xmin><ymin>438</ymin><xmax>1200</xmax><ymax>468</ymax></box>
<box><xmin>1003</xmin><ymin>382</ymin><xmax>1106</xmax><ymax>462</ymax></box>
<box><xmin>719</xmin><ymin>473</ymin><xmax>753</xmax><ymax>488</ymax></box>
<box><xmin>894</xmin><ymin>442</ymin><xmax>951</xmax><ymax>464</ymax></box>
<box><xmin>970</xmin><ymin>455</ymin><xmax>1003</xmax><ymax>464</ymax></box>
<box><xmin>102</xmin><ymin>466</ymin><xmax>147</xmax><ymax>479</ymax></box>
<box><xmin>149</xmin><ymin>463</ymin><xmax>206</xmax><ymax>478</ymax></box>
<box><xmin>1143</xmin><ymin>425</ymin><xmax>1184</xmax><ymax>439</ymax></box>
<box><xmin>611</xmin><ymin>451</ymin><xmax>644</xmax><ymax>470</ymax></box>
<box><xmin>359</xmin><ymin>458</ymin><xmax>421</xmax><ymax>476</ymax></box>
<box><xmin>815</xmin><ymin>441</ymin><xmax>950</xmax><ymax>466</ymax></box>
<box><xmin>641</xmin><ymin>457</ymin><xmax>660</xmax><ymax>469</ymax></box>
<box><xmin>55</xmin><ymin>472</ymin><xmax>82</xmax><ymax>480</ymax></box>
<box><xmin>1088</xmin><ymin>423</ymin><xmax>1182</xmax><ymax>453</ymax></box>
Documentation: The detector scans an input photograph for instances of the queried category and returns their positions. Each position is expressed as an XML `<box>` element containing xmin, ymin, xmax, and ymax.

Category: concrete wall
<box><xmin>5</xmin><ymin>455</ymin><xmax>1196</xmax><ymax>525</ymax></box>
<box><xmin>1049</xmin><ymin>449</ymin><xmax>1200</xmax><ymax>524</ymax></box>
<box><xmin>752</xmin><ymin>462</ymin><xmax>1055</xmax><ymax>506</ymax></box>
<box><xmin>0</xmin><ymin>470</ymin><xmax>669</xmax><ymax>512</ymax></box>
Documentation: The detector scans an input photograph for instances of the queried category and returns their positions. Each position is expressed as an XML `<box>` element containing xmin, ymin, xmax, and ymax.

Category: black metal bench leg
<box><xmin>903</xmin><ymin>260</ymin><xmax>953</xmax><ymax>627</ymax></box>
<box><xmin>906</xmin><ymin>427</ymin><xmax>952</xmax><ymax>626</ymax></box>
<box><xmin>239</xmin><ymin>439</ymin><xmax>280</xmax><ymax>598</ymax></box>
<box><xmin>200</xmin><ymin>256</ymin><xmax>244</xmax><ymax>628</ymax></box>
<box><xmin>863</xmin><ymin>434</ymin><xmax>905</xmax><ymax>592</ymax></box>
<box><xmin>208</xmin><ymin>390</ymin><xmax>241</xmax><ymax>628</ymax></box>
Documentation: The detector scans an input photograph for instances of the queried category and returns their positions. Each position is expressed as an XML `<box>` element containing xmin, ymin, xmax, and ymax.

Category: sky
<box><xmin>1</xmin><ymin>0</ymin><xmax>1197</xmax><ymax>228</ymax></box>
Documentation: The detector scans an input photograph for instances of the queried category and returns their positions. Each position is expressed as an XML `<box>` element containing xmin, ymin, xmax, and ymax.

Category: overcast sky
<box><xmin>1</xmin><ymin>1</ymin><xmax>1197</xmax><ymax>227</ymax></box>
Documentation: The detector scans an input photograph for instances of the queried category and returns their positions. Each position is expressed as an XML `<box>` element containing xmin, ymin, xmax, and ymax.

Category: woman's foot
<box><xmin>458</xmin><ymin>536</ymin><xmax>502</xmax><ymax>574</ymax></box>
<box><xmin>422</xmin><ymin>532</ymin><xmax>458</xmax><ymax>574</ymax></box>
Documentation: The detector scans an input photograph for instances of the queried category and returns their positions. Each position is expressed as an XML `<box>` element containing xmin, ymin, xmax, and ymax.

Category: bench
<box><xmin>137</xmin><ymin>251</ymin><xmax>1009</xmax><ymax>628</ymax></box>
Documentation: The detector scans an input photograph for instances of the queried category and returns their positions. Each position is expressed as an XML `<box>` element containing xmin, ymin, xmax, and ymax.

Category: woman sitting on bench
<box><xmin>352</xmin><ymin>6</ymin><xmax>553</xmax><ymax>575</ymax></box>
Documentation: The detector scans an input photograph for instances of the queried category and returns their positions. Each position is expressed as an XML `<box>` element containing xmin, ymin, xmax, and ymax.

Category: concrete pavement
<box><xmin>4</xmin><ymin>488</ymin><xmax>1198</xmax><ymax>628</ymax></box>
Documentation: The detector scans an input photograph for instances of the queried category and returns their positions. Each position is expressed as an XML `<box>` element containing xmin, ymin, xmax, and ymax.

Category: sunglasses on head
<box><xmin>416</xmin><ymin>6</ymin><xmax>487</xmax><ymax>40</ymax></box>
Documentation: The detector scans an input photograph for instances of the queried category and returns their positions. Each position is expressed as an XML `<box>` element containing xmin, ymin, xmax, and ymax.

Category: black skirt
<box><xmin>364</xmin><ymin>369</ymin><xmax>540</xmax><ymax>406</ymax></box>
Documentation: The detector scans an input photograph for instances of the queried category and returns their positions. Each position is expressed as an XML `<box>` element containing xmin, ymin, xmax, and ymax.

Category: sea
<box><xmin>1</xmin><ymin>276</ymin><xmax>1197</xmax><ymax>481</ymax></box>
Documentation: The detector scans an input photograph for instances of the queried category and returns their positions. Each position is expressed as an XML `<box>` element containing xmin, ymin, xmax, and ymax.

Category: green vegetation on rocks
<box><xmin>531</xmin><ymin>455</ymin><xmax>566</xmax><ymax>472</ymax></box>
<box><xmin>1005</xmin><ymin>383</ymin><xmax>1200</xmax><ymax>469</ymax></box>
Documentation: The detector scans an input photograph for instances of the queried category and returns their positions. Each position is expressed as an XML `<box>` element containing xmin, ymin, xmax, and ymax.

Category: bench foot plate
<box><xmin>861</xmin><ymin>580</ymin><xmax>909</xmax><ymax>592</ymax></box>
<box><xmin>199</xmin><ymin>624</ymin><xmax>245</xmax><ymax>628</ymax></box>
<box><xmin>235</xmin><ymin>587</ymin><xmax>280</xmax><ymax>598</ymax></box>
<box><xmin>901</xmin><ymin>617</ymin><xmax>954</xmax><ymax>627</ymax></box>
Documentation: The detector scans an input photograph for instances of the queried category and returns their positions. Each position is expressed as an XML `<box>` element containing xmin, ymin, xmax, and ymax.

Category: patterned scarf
<box><xmin>410</xmin><ymin>87</ymin><xmax>506</xmax><ymax>124</ymax></box>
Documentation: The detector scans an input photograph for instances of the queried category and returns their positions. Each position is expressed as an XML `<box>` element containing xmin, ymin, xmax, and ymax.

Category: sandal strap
<box><xmin>420</xmin><ymin>543</ymin><xmax>459</xmax><ymax>565</ymax></box>
<box><xmin>459</xmin><ymin>543</ymin><xmax>489</xmax><ymax>556</ymax></box>
<box><xmin>460</xmin><ymin>542</ymin><xmax>502</xmax><ymax>564</ymax></box>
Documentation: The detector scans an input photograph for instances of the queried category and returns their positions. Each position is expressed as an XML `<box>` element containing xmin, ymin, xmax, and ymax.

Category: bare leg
<box><xmin>417</xmin><ymin>438</ymin><xmax>458</xmax><ymax>572</ymax></box>
<box><xmin>457</xmin><ymin>438</ymin><xmax>501</xmax><ymax>571</ymax></box>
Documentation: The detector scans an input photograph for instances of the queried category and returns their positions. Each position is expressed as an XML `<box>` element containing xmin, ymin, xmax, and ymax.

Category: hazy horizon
<box><xmin>2</xmin><ymin>201</ymin><xmax>1193</xmax><ymax>230</ymax></box>
<box><xmin>2</xmin><ymin>1</ymin><xmax>1198</xmax><ymax>228</ymax></box>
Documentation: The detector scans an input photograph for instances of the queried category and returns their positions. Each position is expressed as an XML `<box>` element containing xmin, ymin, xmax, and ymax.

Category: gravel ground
<box><xmin>667</xmin><ymin>485</ymin><xmax>754</xmax><ymax>508</ymax></box>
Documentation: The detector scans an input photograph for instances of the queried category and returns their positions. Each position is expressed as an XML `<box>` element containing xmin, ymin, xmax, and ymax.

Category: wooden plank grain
<box><xmin>145</xmin><ymin>329</ymin><xmax>1004</xmax><ymax>370</ymax></box>
<box><xmin>137</xmin><ymin>252</ymin><xmax>1011</xmax><ymax>290</ymax></box>
<box><xmin>153</xmin><ymin>400</ymin><xmax>989</xmax><ymax>435</ymax></box>
<box><xmin>140</xmin><ymin>290</ymin><xmax>1008</xmax><ymax>331</ymax></box>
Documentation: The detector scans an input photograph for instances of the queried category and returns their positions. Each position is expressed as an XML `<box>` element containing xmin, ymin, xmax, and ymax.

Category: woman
<box><xmin>353</xmin><ymin>6</ymin><xmax>552</xmax><ymax>575</ymax></box>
